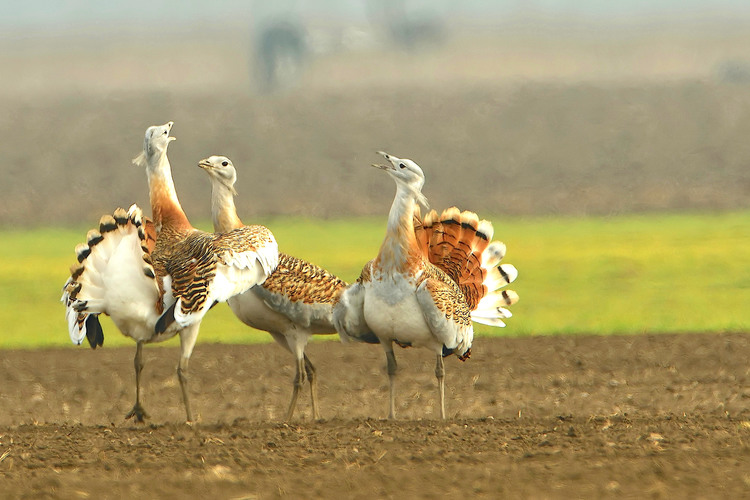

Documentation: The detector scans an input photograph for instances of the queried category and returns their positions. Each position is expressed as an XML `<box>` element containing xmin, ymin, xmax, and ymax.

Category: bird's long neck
<box><xmin>210</xmin><ymin>181</ymin><xmax>244</xmax><ymax>232</ymax></box>
<box><xmin>375</xmin><ymin>183</ymin><xmax>423</xmax><ymax>275</ymax></box>
<box><xmin>147</xmin><ymin>153</ymin><xmax>191</xmax><ymax>231</ymax></box>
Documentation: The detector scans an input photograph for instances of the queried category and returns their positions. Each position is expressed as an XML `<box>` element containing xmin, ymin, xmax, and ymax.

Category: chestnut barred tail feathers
<box><xmin>417</xmin><ymin>206</ymin><xmax>519</xmax><ymax>326</ymax></box>
<box><xmin>61</xmin><ymin>204</ymin><xmax>160</xmax><ymax>347</ymax></box>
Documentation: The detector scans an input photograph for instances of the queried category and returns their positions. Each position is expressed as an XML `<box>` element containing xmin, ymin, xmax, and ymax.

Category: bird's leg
<box><xmin>125</xmin><ymin>341</ymin><xmax>149</xmax><ymax>422</ymax></box>
<box><xmin>435</xmin><ymin>354</ymin><xmax>446</xmax><ymax>420</ymax></box>
<box><xmin>303</xmin><ymin>354</ymin><xmax>320</xmax><ymax>420</ymax></box>
<box><xmin>285</xmin><ymin>356</ymin><xmax>306</xmax><ymax>422</ymax></box>
<box><xmin>177</xmin><ymin>356</ymin><xmax>193</xmax><ymax>423</ymax></box>
<box><xmin>384</xmin><ymin>342</ymin><xmax>398</xmax><ymax>419</ymax></box>
<box><xmin>177</xmin><ymin>323</ymin><xmax>200</xmax><ymax>423</ymax></box>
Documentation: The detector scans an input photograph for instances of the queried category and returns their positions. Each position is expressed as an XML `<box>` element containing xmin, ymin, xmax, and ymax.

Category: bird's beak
<box><xmin>372</xmin><ymin>151</ymin><xmax>395</xmax><ymax>171</ymax></box>
<box><xmin>198</xmin><ymin>159</ymin><xmax>212</xmax><ymax>170</ymax></box>
<box><xmin>371</xmin><ymin>162</ymin><xmax>393</xmax><ymax>171</ymax></box>
<box><xmin>166</xmin><ymin>121</ymin><xmax>176</xmax><ymax>142</ymax></box>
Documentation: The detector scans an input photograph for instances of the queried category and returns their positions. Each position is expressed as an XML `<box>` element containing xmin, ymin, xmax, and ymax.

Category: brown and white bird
<box><xmin>333</xmin><ymin>152</ymin><xmax>518</xmax><ymax>419</ymax></box>
<box><xmin>199</xmin><ymin>155</ymin><xmax>346</xmax><ymax>421</ymax></box>
<box><xmin>61</xmin><ymin>123</ymin><xmax>278</xmax><ymax>423</ymax></box>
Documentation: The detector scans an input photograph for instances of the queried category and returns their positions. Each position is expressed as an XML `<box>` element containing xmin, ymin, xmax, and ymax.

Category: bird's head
<box><xmin>372</xmin><ymin>151</ymin><xmax>428</xmax><ymax>208</ymax></box>
<box><xmin>373</xmin><ymin>151</ymin><xmax>425</xmax><ymax>190</ymax></box>
<box><xmin>199</xmin><ymin>155</ymin><xmax>238</xmax><ymax>195</ymax></box>
<box><xmin>133</xmin><ymin>121</ymin><xmax>176</xmax><ymax>168</ymax></box>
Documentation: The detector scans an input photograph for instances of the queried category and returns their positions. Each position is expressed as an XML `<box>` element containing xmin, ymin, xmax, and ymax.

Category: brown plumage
<box><xmin>263</xmin><ymin>252</ymin><xmax>346</xmax><ymax>305</ymax></box>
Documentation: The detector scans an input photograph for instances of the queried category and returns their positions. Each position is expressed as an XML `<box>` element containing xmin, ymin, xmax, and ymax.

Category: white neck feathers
<box><xmin>210</xmin><ymin>180</ymin><xmax>244</xmax><ymax>232</ymax></box>
<box><xmin>377</xmin><ymin>183</ymin><xmax>421</xmax><ymax>273</ymax></box>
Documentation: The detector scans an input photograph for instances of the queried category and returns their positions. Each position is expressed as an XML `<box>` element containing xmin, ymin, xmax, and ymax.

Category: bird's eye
<box><xmin>221</xmin><ymin>161</ymin><xmax>228</xmax><ymax>167</ymax></box>
<box><xmin>399</xmin><ymin>163</ymin><xmax>406</xmax><ymax>169</ymax></box>
<box><xmin>163</xmin><ymin>130</ymin><xmax>168</xmax><ymax>135</ymax></box>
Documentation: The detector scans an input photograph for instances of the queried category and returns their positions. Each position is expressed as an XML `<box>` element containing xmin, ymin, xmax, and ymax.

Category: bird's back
<box><xmin>251</xmin><ymin>252</ymin><xmax>348</xmax><ymax>333</ymax></box>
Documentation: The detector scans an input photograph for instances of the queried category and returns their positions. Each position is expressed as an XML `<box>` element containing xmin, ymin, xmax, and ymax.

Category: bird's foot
<box><xmin>125</xmin><ymin>403</ymin><xmax>149</xmax><ymax>423</ymax></box>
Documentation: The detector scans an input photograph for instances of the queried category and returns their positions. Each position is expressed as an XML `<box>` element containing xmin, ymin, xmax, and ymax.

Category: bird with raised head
<box><xmin>333</xmin><ymin>152</ymin><xmax>519</xmax><ymax>419</ymax></box>
<box><xmin>62</xmin><ymin>123</ymin><xmax>278</xmax><ymax>423</ymax></box>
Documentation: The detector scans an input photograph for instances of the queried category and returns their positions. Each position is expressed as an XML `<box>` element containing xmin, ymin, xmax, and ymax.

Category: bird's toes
<box><xmin>125</xmin><ymin>404</ymin><xmax>149</xmax><ymax>423</ymax></box>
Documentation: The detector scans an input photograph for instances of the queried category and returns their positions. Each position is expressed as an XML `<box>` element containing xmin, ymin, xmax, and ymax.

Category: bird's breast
<box><xmin>363</xmin><ymin>274</ymin><xmax>432</xmax><ymax>344</ymax></box>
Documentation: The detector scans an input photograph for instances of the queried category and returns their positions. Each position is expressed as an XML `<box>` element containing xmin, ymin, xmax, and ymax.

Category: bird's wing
<box><xmin>414</xmin><ymin>265</ymin><xmax>474</xmax><ymax>359</ymax></box>
<box><xmin>332</xmin><ymin>260</ymin><xmax>379</xmax><ymax>344</ymax></box>
<box><xmin>166</xmin><ymin>225</ymin><xmax>279</xmax><ymax>328</ymax></box>
<box><xmin>252</xmin><ymin>253</ymin><xmax>347</xmax><ymax>330</ymax></box>
<box><xmin>61</xmin><ymin>205</ymin><xmax>160</xmax><ymax>347</ymax></box>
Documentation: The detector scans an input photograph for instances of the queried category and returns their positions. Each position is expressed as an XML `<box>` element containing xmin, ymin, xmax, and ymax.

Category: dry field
<box><xmin>1</xmin><ymin>333</ymin><xmax>750</xmax><ymax>498</ymax></box>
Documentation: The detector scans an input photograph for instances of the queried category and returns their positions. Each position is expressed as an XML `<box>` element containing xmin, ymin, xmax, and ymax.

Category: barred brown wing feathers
<box><xmin>357</xmin><ymin>260</ymin><xmax>374</xmax><ymax>285</ymax></box>
<box><xmin>419</xmin><ymin>265</ymin><xmax>472</xmax><ymax>327</ymax></box>
<box><xmin>166</xmin><ymin>232</ymin><xmax>217</xmax><ymax>318</ymax></box>
<box><xmin>213</xmin><ymin>224</ymin><xmax>275</xmax><ymax>255</ymax></box>
<box><xmin>415</xmin><ymin>264</ymin><xmax>473</xmax><ymax>359</ymax></box>
<box><xmin>160</xmin><ymin>224</ymin><xmax>279</xmax><ymax>329</ymax></box>
<box><xmin>262</xmin><ymin>253</ymin><xmax>346</xmax><ymax>305</ymax></box>
<box><xmin>142</xmin><ymin>217</ymin><xmax>157</xmax><ymax>254</ymax></box>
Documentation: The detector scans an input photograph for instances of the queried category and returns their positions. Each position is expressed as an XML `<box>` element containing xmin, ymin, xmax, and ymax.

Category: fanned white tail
<box><xmin>61</xmin><ymin>204</ymin><xmax>162</xmax><ymax>347</ymax></box>
<box><xmin>471</xmin><ymin>240</ymin><xmax>519</xmax><ymax>327</ymax></box>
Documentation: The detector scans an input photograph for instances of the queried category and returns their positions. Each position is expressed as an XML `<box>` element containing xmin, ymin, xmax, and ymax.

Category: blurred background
<box><xmin>2</xmin><ymin>0</ymin><xmax>750</xmax><ymax>226</ymax></box>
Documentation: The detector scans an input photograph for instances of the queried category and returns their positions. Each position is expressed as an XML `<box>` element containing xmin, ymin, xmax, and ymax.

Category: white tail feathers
<box><xmin>471</xmin><ymin>289</ymin><xmax>519</xmax><ymax>327</ymax></box>
<box><xmin>484</xmin><ymin>263</ymin><xmax>518</xmax><ymax>293</ymax></box>
<box><xmin>472</xmin><ymin>227</ymin><xmax>518</xmax><ymax>327</ymax></box>
<box><xmin>482</xmin><ymin>241</ymin><xmax>507</xmax><ymax>269</ymax></box>
<box><xmin>475</xmin><ymin>218</ymin><xmax>494</xmax><ymax>243</ymax></box>
<box><xmin>61</xmin><ymin>204</ymin><xmax>160</xmax><ymax>345</ymax></box>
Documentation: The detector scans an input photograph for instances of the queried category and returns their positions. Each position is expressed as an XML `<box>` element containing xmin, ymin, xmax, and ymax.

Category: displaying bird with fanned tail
<box><xmin>333</xmin><ymin>152</ymin><xmax>518</xmax><ymax>419</ymax></box>
<box><xmin>199</xmin><ymin>155</ymin><xmax>347</xmax><ymax>421</ymax></box>
<box><xmin>61</xmin><ymin>123</ymin><xmax>278</xmax><ymax>423</ymax></box>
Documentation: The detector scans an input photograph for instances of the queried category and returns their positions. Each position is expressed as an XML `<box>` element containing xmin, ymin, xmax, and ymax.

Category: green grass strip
<box><xmin>0</xmin><ymin>211</ymin><xmax>748</xmax><ymax>349</ymax></box>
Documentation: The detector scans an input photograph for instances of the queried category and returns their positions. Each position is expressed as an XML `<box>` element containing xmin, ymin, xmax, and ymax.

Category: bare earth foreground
<box><xmin>0</xmin><ymin>333</ymin><xmax>749</xmax><ymax>498</ymax></box>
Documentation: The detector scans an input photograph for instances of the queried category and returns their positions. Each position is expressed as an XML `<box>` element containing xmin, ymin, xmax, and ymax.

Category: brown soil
<box><xmin>1</xmin><ymin>333</ymin><xmax>749</xmax><ymax>498</ymax></box>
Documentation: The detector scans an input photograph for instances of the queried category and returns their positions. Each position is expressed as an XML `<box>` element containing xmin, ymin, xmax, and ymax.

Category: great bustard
<box><xmin>199</xmin><ymin>155</ymin><xmax>346</xmax><ymax>420</ymax></box>
<box><xmin>333</xmin><ymin>152</ymin><xmax>519</xmax><ymax>419</ymax></box>
<box><xmin>61</xmin><ymin>123</ymin><xmax>279</xmax><ymax>423</ymax></box>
